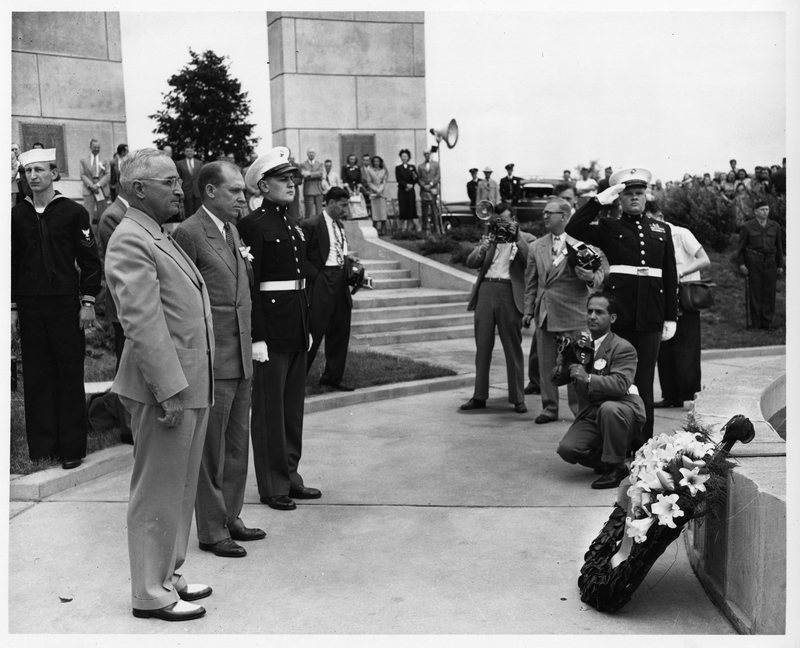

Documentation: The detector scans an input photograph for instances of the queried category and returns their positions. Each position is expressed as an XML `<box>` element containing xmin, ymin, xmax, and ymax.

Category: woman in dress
<box><xmin>734</xmin><ymin>168</ymin><xmax>751</xmax><ymax>192</ymax></box>
<box><xmin>341</xmin><ymin>154</ymin><xmax>367</xmax><ymax>220</ymax></box>
<box><xmin>721</xmin><ymin>171</ymin><xmax>737</xmax><ymax>200</ymax></box>
<box><xmin>364</xmin><ymin>155</ymin><xmax>389</xmax><ymax>235</ymax></box>
<box><xmin>395</xmin><ymin>149</ymin><xmax>418</xmax><ymax>232</ymax></box>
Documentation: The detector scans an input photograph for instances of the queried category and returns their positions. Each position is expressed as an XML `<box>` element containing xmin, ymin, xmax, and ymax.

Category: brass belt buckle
<box><xmin>636</xmin><ymin>267</ymin><xmax>649</xmax><ymax>276</ymax></box>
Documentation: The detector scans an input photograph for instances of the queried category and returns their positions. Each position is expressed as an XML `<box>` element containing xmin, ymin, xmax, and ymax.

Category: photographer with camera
<box><xmin>523</xmin><ymin>199</ymin><xmax>608</xmax><ymax>424</ymax></box>
<box><xmin>555</xmin><ymin>293</ymin><xmax>646</xmax><ymax>490</ymax></box>
<box><xmin>460</xmin><ymin>203</ymin><xmax>529</xmax><ymax>413</ymax></box>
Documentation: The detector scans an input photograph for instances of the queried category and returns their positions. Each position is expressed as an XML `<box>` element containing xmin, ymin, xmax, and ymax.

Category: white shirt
<box><xmin>669</xmin><ymin>224</ymin><xmax>703</xmax><ymax>282</ymax></box>
<box><xmin>575</xmin><ymin>178</ymin><xmax>598</xmax><ymax>197</ymax></box>
<box><xmin>202</xmin><ymin>205</ymin><xmax>226</xmax><ymax>235</ymax></box>
<box><xmin>592</xmin><ymin>331</ymin><xmax>609</xmax><ymax>353</ymax></box>
<box><xmin>323</xmin><ymin>210</ymin><xmax>348</xmax><ymax>266</ymax></box>
<box><xmin>118</xmin><ymin>196</ymin><xmax>129</xmax><ymax>209</ymax></box>
<box><xmin>485</xmin><ymin>242</ymin><xmax>514</xmax><ymax>280</ymax></box>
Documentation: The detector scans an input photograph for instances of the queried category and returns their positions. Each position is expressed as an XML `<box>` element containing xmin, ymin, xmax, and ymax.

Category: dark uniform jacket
<box><xmin>499</xmin><ymin>175</ymin><xmax>522</xmax><ymax>204</ymax></box>
<box><xmin>237</xmin><ymin>201</ymin><xmax>309</xmax><ymax>353</ymax></box>
<box><xmin>565</xmin><ymin>199</ymin><xmax>678</xmax><ymax>332</ymax></box>
<box><xmin>736</xmin><ymin>219</ymin><xmax>784</xmax><ymax>268</ymax></box>
<box><xmin>467</xmin><ymin>179</ymin><xmax>478</xmax><ymax>206</ymax></box>
<box><xmin>11</xmin><ymin>193</ymin><xmax>101</xmax><ymax>302</ymax></box>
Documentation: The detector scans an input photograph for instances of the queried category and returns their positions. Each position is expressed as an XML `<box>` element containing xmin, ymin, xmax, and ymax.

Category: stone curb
<box><xmin>700</xmin><ymin>344</ymin><xmax>785</xmax><ymax>360</ymax></box>
<box><xmin>10</xmin><ymin>373</ymin><xmax>475</xmax><ymax>502</ymax></box>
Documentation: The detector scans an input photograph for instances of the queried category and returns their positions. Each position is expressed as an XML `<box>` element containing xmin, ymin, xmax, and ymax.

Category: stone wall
<box><xmin>267</xmin><ymin>12</ymin><xmax>428</xmax><ymax>209</ymax></box>
<box><xmin>12</xmin><ymin>12</ymin><xmax>128</xmax><ymax>200</ymax></box>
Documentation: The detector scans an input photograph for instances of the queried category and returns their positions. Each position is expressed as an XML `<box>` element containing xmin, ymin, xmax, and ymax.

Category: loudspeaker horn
<box><xmin>476</xmin><ymin>200</ymin><xmax>494</xmax><ymax>221</ymax></box>
<box><xmin>429</xmin><ymin>119</ymin><xmax>459</xmax><ymax>149</ymax></box>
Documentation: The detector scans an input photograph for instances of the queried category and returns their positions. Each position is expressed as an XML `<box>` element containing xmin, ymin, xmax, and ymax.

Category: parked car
<box><xmin>440</xmin><ymin>200</ymin><xmax>476</xmax><ymax>230</ymax></box>
<box><xmin>515</xmin><ymin>177</ymin><xmax>562</xmax><ymax>222</ymax></box>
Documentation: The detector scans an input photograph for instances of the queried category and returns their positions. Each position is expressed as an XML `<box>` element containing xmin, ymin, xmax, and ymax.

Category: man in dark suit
<box><xmin>523</xmin><ymin>199</ymin><xmax>608</xmax><ymax>424</ymax></box>
<box><xmin>174</xmin><ymin>161</ymin><xmax>266</xmax><ymax>559</ymax></box>
<box><xmin>96</xmin><ymin>191</ymin><xmax>134</xmax><ymax>444</ymax></box>
<box><xmin>105</xmin><ymin>148</ymin><xmax>215</xmax><ymax>621</ymax></box>
<box><xmin>565</xmin><ymin>168</ymin><xmax>677</xmax><ymax>450</ymax></box>
<box><xmin>460</xmin><ymin>203</ymin><xmax>529</xmax><ymax>413</ymax></box>
<box><xmin>556</xmin><ymin>292</ymin><xmax>646</xmax><ymax>489</ymax></box>
<box><xmin>176</xmin><ymin>143</ymin><xmax>204</xmax><ymax>217</ymax></box>
<box><xmin>238</xmin><ymin>147</ymin><xmax>322</xmax><ymax>512</ymax></box>
<box><xmin>467</xmin><ymin>167</ymin><xmax>479</xmax><ymax>216</ymax></box>
<box><xmin>301</xmin><ymin>186</ymin><xmax>355</xmax><ymax>392</ymax></box>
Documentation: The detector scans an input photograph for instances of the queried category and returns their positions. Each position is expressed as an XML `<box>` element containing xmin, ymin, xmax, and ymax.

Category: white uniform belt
<box><xmin>259</xmin><ymin>279</ymin><xmax>305</xmax><ymax>291</ymax></box>
<box><xmin>609</xmin><ymin>265</ymin><xmax>662</xmax><ymax>278</ymax></box>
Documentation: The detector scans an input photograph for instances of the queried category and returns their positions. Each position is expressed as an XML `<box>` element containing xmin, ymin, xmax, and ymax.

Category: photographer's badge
<box><xmin>593</xmin><ymin>358</ymin><xmax>607</xmax><ymax>372</ymax></box>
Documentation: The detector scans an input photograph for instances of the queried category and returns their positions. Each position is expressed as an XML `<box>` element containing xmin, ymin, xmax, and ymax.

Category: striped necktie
<box><xmin>224</xmin><ymin>222</ymin><xmax>236</xmax><ymax>257</ymax></box>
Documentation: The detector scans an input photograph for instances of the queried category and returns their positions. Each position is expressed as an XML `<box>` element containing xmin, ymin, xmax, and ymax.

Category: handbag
<box><xmin>679</xmin><ymin>281</ymin><xmax>715</xmax><ymax>312</ymax></box>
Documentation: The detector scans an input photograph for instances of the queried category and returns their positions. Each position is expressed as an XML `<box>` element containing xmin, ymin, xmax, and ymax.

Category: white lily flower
<box><xmin>651</xmin><ymin>493</ymin><xmax>685</xmax><ymax>528</ymax></box>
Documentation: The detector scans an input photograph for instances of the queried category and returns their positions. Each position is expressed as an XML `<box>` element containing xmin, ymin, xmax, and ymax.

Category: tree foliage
<box><xmin>150</xmin><ymin>49</ymin><xmax>258</xmax><ymax>164</ymax></box>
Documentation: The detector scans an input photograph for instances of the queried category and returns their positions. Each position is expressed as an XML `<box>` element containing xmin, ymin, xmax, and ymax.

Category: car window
<box><xmin>521</xmin><ymin>185</ymin><xmax>554</xmax><ymax>200</ymax></box>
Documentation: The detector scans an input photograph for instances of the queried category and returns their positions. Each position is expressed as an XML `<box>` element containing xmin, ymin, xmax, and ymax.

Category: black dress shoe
<box><xmin>514</xmin><ymin>402</ymin><xmax>528</xmax><ymax>413</ymax></box>
<box><xmin>653</xmin><ymin>399</ymin><xmax>683</xmax><ymax>408</ymax></box>
<box><xmin>229</xmin><ymin>526</ymin><xmax>266</xmax><ymax>542</ymax></box>
<box><xmin>591</xmin><ymin>464</ymin><xmax>630</xmax><ymax>490</ymax></box>
<box><xmin>289</xmin><ymin>485</ymin><xmax>322</xmax><ymax>499</ymax></box>
<box><xmin>177</xmin><ymin>583</ymin><xmax>213</xmax><ymax>601</ymax></box>
<box><xmin>260</xmin><ymin>495</ymin><xmax>297</xmax><ymax>511</ymax></box>
<box><xmin>199</xmin><ymin>538</ymin><xmax>246</xmax><ymax>558</ymax></box>
<box><xmin>524</xmin><ymin>384</ymin><xmax>541</xmax><ymax>395</ymax></box>
<box><xmin>61</xmin><ymin>458</ymin><xmax>82</xmax><ymax>470</ymax></box>
<box><xmin>534</xmin><ymin>414</ymin><xmax>556</xmax><ymax>424</ymax></box>
<box><xmin>460</xmin><ymin>398</ymin><xmax>486</xmax><ymax>411</ymax></box>
<box><xmin>132</xmin><ymin>600</ymin><xmax>206</xmax><ymax>621</ymax></box>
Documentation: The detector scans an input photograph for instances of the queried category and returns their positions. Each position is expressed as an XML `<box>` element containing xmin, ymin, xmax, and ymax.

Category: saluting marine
<box><xmin>565</xmin><ymin>167</ymin><xmax>678</xmax><ymax>450</ymax></box>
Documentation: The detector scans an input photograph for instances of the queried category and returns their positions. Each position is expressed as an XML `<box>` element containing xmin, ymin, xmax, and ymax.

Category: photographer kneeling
<box><xmin>555</xmin><ymin>292</ymin><xmax>645</xmax><ymax>489</ymax></box>
<box><xmin>461</xmin><ymin>202</ymin><xmax>529</xmax><ymax>413</ymax></box>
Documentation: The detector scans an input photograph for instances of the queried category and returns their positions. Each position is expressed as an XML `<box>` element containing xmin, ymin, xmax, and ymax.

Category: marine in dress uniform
<box><xmin>564</xmin><ymin>168</ymin><xmax>678</xmax><ymax>450</ymax></box>
<box><xmin>11</xmin><ymin>148</ymin><xmax>101</xmax><ymax>468</ymax></box>
<box><xmin>467</xmin><ymin>168</ymin><xmax>479</xmax><ymax>216</ymax></box>
<box><xmin>736</xmin><ymin>201</ymin><xmax>784</xmax><ymax>330</ymax></box>
<box><xmin>238</xmin><ymin>147</ymin><xmax>322</xmax><ymax>512</ymax></box>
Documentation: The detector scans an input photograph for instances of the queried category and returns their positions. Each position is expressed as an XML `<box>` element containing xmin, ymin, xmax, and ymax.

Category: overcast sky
<box><xmin>120</xmin><ymin>4</ymin><xmax>790</xmax><ymax>202</ymax></box>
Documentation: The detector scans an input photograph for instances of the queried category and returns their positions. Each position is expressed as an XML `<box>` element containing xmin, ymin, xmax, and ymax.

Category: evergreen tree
<box><xmin>150</xmin><ymin>49</ymin><xmax>258</xmax><ymax>164</ymax></box>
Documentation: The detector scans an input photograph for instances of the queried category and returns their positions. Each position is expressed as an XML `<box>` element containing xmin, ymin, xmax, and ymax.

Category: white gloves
<box><xmin>596</xmin><ymin>183</ymin><xmax>626</xmax><ymax>206</ymax></box>
<box><xmin>661</xmin><ymin>321</ymin><xmax>677</xmax><ymax>341</ymax></box>
<box><xmin>252</xmin><ymin>340</ymin><xmax>269</xmax><ymax>363</ymax></box>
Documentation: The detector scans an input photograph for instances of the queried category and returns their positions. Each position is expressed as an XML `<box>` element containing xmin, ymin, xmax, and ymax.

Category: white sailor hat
<box><xmin>18</xmin><ymin>148</ymin><xmax>57</xmax><ymax>167</ymax></box>
<box><xmin>244</xmin><ymin>146</ymin><xmax>298</xmax><ymax>193</ymax></box>
<box><xmin>609</xmin><ymin>167</ymin><xmax>652</xmax><ymax>188</ymax></box>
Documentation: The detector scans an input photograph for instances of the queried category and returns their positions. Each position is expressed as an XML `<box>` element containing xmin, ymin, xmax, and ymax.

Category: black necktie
<box><xmin>224</xmin><ymin>223</ymin><xmax>236</xmax><ymax>257</ymax></box>
<box><xmin>37</xmin><ymin>214</ymin><xmax>56</xmax><ymax>282</ymax></box>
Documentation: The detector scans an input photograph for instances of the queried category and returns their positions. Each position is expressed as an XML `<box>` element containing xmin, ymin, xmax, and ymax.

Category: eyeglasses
<box><xmin>139</xmin><ymin>177</ymin><xmax>181</xmax><ymax>189</ymax></box>
<box><xmin>542</xmin><ymin>211</ymin><xmax>565</xmax><ymax>216</ymax></box>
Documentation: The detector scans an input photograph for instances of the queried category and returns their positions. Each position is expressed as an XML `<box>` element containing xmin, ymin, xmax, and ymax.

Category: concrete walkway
<box><xmin>7</xmin><ymin>338</ymin><xmax>784</xmax><ymax>636</ymax></box>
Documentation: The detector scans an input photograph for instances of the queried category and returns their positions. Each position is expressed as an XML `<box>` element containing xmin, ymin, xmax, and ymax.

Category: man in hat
<box><xmin>499</xmin><ymin>163</ymin><xmax>522</xmax><ymax>212</ymax></box>
<box><xmin>467</xmin><ymin>168</ymin><xmax>479</xmax><ymax>216</ymax></box>
<box><xmin>173</xmin><ymin>161</ymin><xmax>266</xmax><ymax>559</ymax></box>
<box><xmin>11</xmin><ymin>147</ymin><xmax>101</xmax><ymax>468</ymax></box>
<box><xmin>105</xmin><ymin>148</ymin><xmax>215</xmax><ymax>621</ymax></box>
<box><xmin>565</xmin><ymin>167</ymin><xmax>678</xmax><ymax>450</ymax></box>
<box><xmin>476</xmin><ymin>167</ymin><xmax>499</xmax><ymax>205</ymax></box>
<box><xmin>736</xmin><ymin>200</ymin><xmax>784</xmax><ymax>330</ymax></box>
<box><xmin>79</xmin><ymin>138</ymin><xmax>111</xmax><ymax>238</ymax></box>
<box><xmin>238</xmin><ymin>146</ymin><xmax>321</xmax><ymax>512</ymax></box>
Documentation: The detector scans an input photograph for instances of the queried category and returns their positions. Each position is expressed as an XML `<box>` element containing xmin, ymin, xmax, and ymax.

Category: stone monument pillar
<box><xmin>12</xmin><ymin>12</ymin><xmax>128</xmax><ymax>200</ymax></box>
<box><xmin>267</xmin><ymin>12</ymin><xmax>428</xmax><ymax>208</ymax></box>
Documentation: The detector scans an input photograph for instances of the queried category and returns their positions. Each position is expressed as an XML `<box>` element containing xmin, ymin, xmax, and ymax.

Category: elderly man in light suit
<box><xmin>461</xmin><ymin>202</ymin><xmax>529</xmax><ymax>413</ymax></box>
<box><xmin>105</xmin><ymin>148</ymin><xmax>215</xmax><ymax>622</ymax></box>
<box><xmin>300</xmin><ymin>147</ymin><xmax>324</xmax><ymax>218</ymax></box>
<box><xmin>523</xmin><ymin>198</ymin><xmax>608</xmax><ymax>424</ymax></box>
<box><xmin>174</xmin><ymin>161</ymin><xmax>266</xmax><ymax>559</ymax></box>
<box><xmin>80</xmin><ymin>138</ymin><xmax>111</xmax><ymax>238</ymax></box>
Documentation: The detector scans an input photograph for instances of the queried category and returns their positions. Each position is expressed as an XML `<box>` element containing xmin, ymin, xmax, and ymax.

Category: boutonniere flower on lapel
<box><xmin>239</xmin><ymin>246</ymin><xmax>254</xmax><ymax>262</ymax></box>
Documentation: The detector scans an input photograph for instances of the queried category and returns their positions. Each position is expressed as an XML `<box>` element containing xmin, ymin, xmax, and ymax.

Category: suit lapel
<box><xmin>317</xmin><ymin>215</ymin><xmax>331</xmax><ymax>262</ymax></box>
<box><xmin>198</xmin><ymin>210</ymin><xmax>237</xmax><ymax>277</ymax></box>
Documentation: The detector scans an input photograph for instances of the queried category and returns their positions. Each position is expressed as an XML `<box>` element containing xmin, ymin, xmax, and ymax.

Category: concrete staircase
<box><xmin>351</xmin><ymin>258</ymin><xmax>473</xmax><ymax>346</ymax></box>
